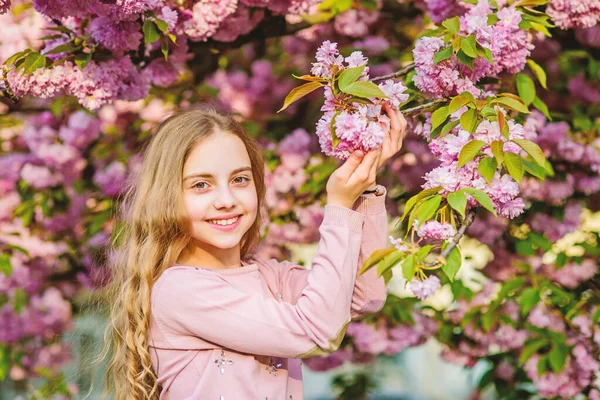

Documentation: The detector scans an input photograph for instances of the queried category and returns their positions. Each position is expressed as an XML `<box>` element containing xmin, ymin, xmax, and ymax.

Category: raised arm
<box><xmin>268</xmin><ymin>186</ymin><xmax>389</xmax><ymax>320</ymax></box>
<box><xmin>151</xmin><ymin>204</ymin><xmax>364</xmax><ymax>359</ymax></box>
<box><xmin>349</xmin><ymin>185</ymin><xmax>388</xmax><ymax>319</ymax></box>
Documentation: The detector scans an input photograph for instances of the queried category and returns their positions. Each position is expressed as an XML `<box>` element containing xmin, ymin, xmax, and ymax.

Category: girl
<box><xmin>103</xmin><ymin>104</ymin><xmax>407</xmax><ymax>399</ymax></box>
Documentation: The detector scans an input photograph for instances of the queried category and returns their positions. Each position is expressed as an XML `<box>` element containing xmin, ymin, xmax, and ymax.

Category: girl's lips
<box><xmin>206</xmin><ymin>215</ymin><xmax>242</xmax><ymax>232</ymax></box>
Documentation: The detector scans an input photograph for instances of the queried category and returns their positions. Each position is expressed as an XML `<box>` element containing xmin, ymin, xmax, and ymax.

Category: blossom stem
<box><xmin>369</xmin><ymin>63</ymin><xmax>415</xmax><ymax>82</ymax></box>
<box><xmin>400</xmin><ymin>99</ymin><xmax>446</xmax><ymax>115</ymax></box>
<box><xmin>422</xmin><ymin>209</ymin><xmax>476</xmax><ymax>267</ymax></box>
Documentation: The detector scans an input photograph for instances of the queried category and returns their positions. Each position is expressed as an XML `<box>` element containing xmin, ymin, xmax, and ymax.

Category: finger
<box><xmin>338</xmin><ymin>150</ymin><xmax>364</xmax><ymax>179</ymax></box>
<box><xmin>349</xmin><ymin>150</ymin><xmax>378</xmax><ymax>183</ymax></box>
<box><xmin>371</xmin><ymin>148</ymin><xmax>381</xmax><ymax>176</ymax></box>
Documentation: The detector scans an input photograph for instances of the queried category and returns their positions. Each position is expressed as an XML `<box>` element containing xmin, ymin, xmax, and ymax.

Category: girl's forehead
<box><xmin>184</xmin><ymin>133</ymin><xmax>251</xmax><ymax>174</ymax></box>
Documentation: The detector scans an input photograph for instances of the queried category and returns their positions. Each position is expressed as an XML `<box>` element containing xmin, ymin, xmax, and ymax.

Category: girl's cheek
<box><xmin>183</xmin><ymin>193</ymin><xmax>210</xmax><ymax>220</ymax></box>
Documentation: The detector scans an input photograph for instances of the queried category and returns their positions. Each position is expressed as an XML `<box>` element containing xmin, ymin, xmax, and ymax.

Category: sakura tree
<box><xmin>0</xmin><ymin>0</ymin><xmax>598</xmax><ymax>398</ymax></box>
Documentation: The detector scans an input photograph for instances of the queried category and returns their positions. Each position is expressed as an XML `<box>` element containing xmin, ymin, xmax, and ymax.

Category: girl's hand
<box><xmin>377</xmin><ymin>101</ymin><xmax>408</xmax><ymax>171</ymax></box>
<box><xmin>326</xmin><ymin>148</ymin><xmax>381</xmax><ymax>209</ymax></box>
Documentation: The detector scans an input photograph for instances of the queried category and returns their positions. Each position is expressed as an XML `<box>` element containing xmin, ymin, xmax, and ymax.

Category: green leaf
<box><xmin>4</xmin><ymin>49</ymin><xmax>32</xmax><ymax>66</ymax></box>
<box><xmin>481</xmin><ymin>310</ymin><xmax>497</xmax><ymax>332</ymax></box>
<box><xmin>278</xmin><ymin>81</ymin><xmax>324</xmax><ymax>112</ymax></box>
<box><xmin>519</xmin><ymin>338</ymin><xmax>549</xmax><ymax>364</ymax></box>
<box><xmin>19</xmin><ymin>52</ymin><xmax>47</xmax><ymax>74</ymax></box>
<box><xmin>416</xmin><ymin>195</ymin><xmax>443</xmax><ymax>224</ymax></box>
<box><xmin>360</xmin><ymin>248</ymin><xmax>397</xmax><ymax>274</ymax></box>
<box><xmin>0</xmin><ymin>254</ymin><xmax>11</xmax><ymax>277</ymax></box>
<box><xmin>442</xmin><ymin>245</ymin><xmax>461</xmax><ymax>282</ymax></box>
<box><xmin>480</xmin><ymin>106</ymin><xmax>496</xmax><ymax>118</ymax></box>
<box><xmin>377</xmin><ymin>250</ymin><xmax>405</xmax><ymax>277</ymax></box>
<box><xmin>161</xmin><ymin>39</ymin><xmax>169</xmax><ymax>61</ymax></box>
<box><xmin>442</xmin><ymin>16</ymin><xmax>460</xmax><ymax>34</ymax></box>
<box><xmin>155</xmin><ymin>17</ymin><xmax>169</xmax><ymax>33</ymax></box>
<box><xmin>459</xmin><ymin>108</ymin><xmax>478</xmax><ymax>133</ymax></box>
<box><xmin>431</xmin><ymin>106</ymin><xmax>450</xmax><ymax>130</ymax></box>
<box><xmin>461</xmin><ymin>35</ymin><xmax>478</xmax><ymax>58</ymax></box>
<box><xmin>462</xmin><ymin>187</ymin><xmax>497</xmax><ymax>215</ymax></box>
<box><xmin>456</xmin><ymin>50</ymin><xmax>474</xmax><ymax>71</ymax></box>
<box><xmin>516</xmin><ymin>238</ymin><xmax>535</xmax><ymax>256</ymax></box>
<box><xmin>537</xmin><ymin>355</ymin><xmax>548</xmax><ymax>376</ymax></box>
<box><xmin>74</xmin><ymin>52</ymin><xmax>92</xmax><ymax>70</ymax></box>
<box><xmin>401</xmin><ymin>254</ymin><xmax>416</xmax><ymax>281</ymax></box>
<box><xmin>519</xmin><ymin>287</ymin><xmax>540</xmax><ymax>315</ymax></box>
<box><xmin>44</xmin><ymin>43</ymin><xmax>79</xmax><ymax>55</ymax></box>
<box><xmin>449</xmin><ymin>93</ymin><xmax>473</xmax><ymax>113</ymax></box>
<box><xmin>447</xmin><ymin>191</ymin><xmax>467</xmax><ymax>218</ymax></box>
<box><xmin>338</xmin><ymin>65</ymin><xmax>365</xmax><ymax>92</ymax></box>
<box><xmin>434</xmin><ymin>46</ymin><xmax>453</xmax><ymax>64</ymax></box>
<box><xmin>330</xmin><ymin>110</ymin><xmax>342</xmax><ymax>150</ymax></box>
<box><xmin>476</xmin><ymin>44</ymin><xmax>493</xmax><ymax>63</ymax></box>
<box><xmin>13</xmin><ymin>288</ymin><xmax>26</xmax><ymax>313</ymax></box>
<box><xmin>401</xmin><ymin>187</ymin><xmax>442</xmax><ymax>221</ymax></box>
<box><xmin>494</xmin><ymin>97</ymin><xmax>530</xmax><ymax>114</ymax></box>
<box><xmin>527</xmin><ymin>59</ymin><xmax>547</xmax><ymax>89</ymax></box>
<box><xmin>548</xmin><ymin>343</ymin><xmax>567</xmax><ymax>373</ymax></box>
<box><xmin>516</xmin><ymin>73</ymin><xmax>536</xmax><ymax>105</ymax></box>
<box><xmin>143</xmin><ymin>20</ymin><xmax>160</xmax><ymax>46</ymax></box>
<box><xmin>491</xmin><ymin>140</ymin><xmax>505</xmax><ymax>164</ymax></box>
<box><xmin>478</xmin><ymin>157</ymin><xmax>497</xmax><ymax>184</ymax></box>
<box><xmin>504</xmin><ymin>152</ymin><xmax>525</xmax><ymax>184</ymax></box>
<box><xmin>457</xmin><ymin>139</ymin><xmax>486</xmax><ymax>168</ymax></box>
<box><xmin>512</xmin><ymin>139</ymin><xmax>546</xmax><ymax>167</ymax></box>
<box><xmin>416</xmin><ymin>245</ymin><xmax>433</xmax><ymax>261</ymax></box>
<box><xmin>0</xmin><ymin>345</ymin><xmax>8</xmax><ymax>380</ymax></box>
<box><xmin>342</xmin><ymin>80</ymin><xmax>388</xmax><ymax>99</ymax></box>
<box><xmin>532</xmin><ymin>96</ymin><xmax>551</xmax><ymax>120</ymax></box>
<box><xmin>440</xmin><ymin>119</ymin><xmax>461</xmax><ymax>137</ymax></box>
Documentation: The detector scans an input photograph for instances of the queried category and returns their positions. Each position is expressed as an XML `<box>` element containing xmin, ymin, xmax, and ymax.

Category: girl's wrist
<box><xmin>363</xmin><ymin>182</ymin><xmax>378</xmax><ymax>193</ymax></box>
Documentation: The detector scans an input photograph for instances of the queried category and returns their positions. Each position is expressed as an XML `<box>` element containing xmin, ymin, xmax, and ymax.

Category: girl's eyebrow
<box><xmin>184</xmin><ymin>166</ymin><xmax>252</xmax><ymax>181</ymax></box>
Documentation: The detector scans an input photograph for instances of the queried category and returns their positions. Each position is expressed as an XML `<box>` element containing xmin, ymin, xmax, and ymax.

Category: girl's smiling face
<box><xmin>182</xmin><ymin>132</ymin><xmax>258</xmax><ymax>258</ymax></box>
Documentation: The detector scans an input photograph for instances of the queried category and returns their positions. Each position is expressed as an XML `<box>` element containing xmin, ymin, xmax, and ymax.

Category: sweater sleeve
<box><xmin>151</xmin><ymin>204</ymin><xmax>364</xmax><ymax>359</ymax></box>
<box><xmin>273</xmin><ymin>186</ymin><xmax>389</xmax><ymax>319</ymax></box>
<box><xmin>349</xmin><ymin>185</ymin><xmax>389</xmax><ymax>320</ymax></box>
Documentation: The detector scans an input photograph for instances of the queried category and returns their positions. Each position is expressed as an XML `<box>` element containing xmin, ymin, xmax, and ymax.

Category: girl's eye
<box><xmin>233</xmin><ymin>176</ymin><xmax>250</xmax><ymax>184</ymax></box>
<box><xmin>193</xmin><ymin>182</ymin><xmax>209</xmax><ymax>190</ymax></box>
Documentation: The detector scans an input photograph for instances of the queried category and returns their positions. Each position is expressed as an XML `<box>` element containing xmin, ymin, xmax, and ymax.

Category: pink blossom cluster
<box><xmin>7</xmin><ymin>57</ymin><xmax>150</xmax><ymax>110</ymax></box>
<box><xmin>0</xmin><ymin>3</ymin><xmax>47</xmax><ymax>64</ymax></box>
<box><xmin>416</xmin><ymin>220</ymin><xmax>457</xmax><ymax>240</ymax></box>
<box><xmin>256</xmin><ymin>129</ymin><xmax>324</xmax><ymax>257</ymax></box>
<box><xmin>410</xmin><ymin>275</ymin><xmax>441</xmax><ymax>299</ymax></box>
<box><xmin>442</xmin><ymin>288</ymin><xmax>531</xmax><ymax>366</ymax></box>
<box><xmin>538</xmin><ymin>258</ymin><xmax>598</xmax><ymax>288</ymax></box>
<box><xmin>0</xmin><ymin>0</ymin><xmax>10</xmax><ymax>14</ymax></box>
<box><xmin>207</xmin><ymin>60</ymin><xmax>295</xmax><ymax>120</ymax></box>
<box><xmin>33</xmin><ymin>0</ymin><xmax>159</xmax><ymax>21</ymax></box>
<box><xmin>547</xmin><ymin>0</ymin><xmax>600</xmax><ymax>29</ymax></box>
<box><xmin>528</xmin><ymin>199</ymin><xmax>582</xmax><ymax>241</ymax></box>
<box><xmin>424</xmin><ymin>0</ymin><xmax>467</xmax><ymax>24</ymax></box>
<box><xmin>414</xmin><ymin>2</ymin><xmax>533</xmax><ymax>98</ymax></box>
<box><xmin>524</xmin><ymin>344</ymin><xmax>599</xmax><ymax>399</ymax></box>
<box><xmin>312</xmin><ymin>41</ymin><xmax>409</xmax><ymax>159</ymax></box>
<box><xmin>419</xmin><ymin>110</ymin><xmax>526</xmax><ymax>219</ymax></box>
<box><xmin>575</xmin><ymin>25</ymin><xmax>600</xmax><ymax>47</ymax></box>
<box><xmin>333</xmin><ymin>1</ymin><xmax>381</xmax><ymax>37</ymax></box>
<box><xmin>303</xmin><ymin>312</ymin><xmax>438</xmax><ymax>371</ymax></box>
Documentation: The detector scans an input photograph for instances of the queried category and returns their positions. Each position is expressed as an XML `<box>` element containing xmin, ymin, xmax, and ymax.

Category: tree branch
<box><xmin>369</xmin><ymin>63</ymin><xmax>415</xmax><ymax>82</ymax></box>
<box><xmin>400</xmin><ymin>99</ymin><xmax>445</xmax><ymax>115</ymax></box>
<box><xmin>424</xmin><ymin>209</ymin><xmax>476</xmax><ymax>267</ymax></box>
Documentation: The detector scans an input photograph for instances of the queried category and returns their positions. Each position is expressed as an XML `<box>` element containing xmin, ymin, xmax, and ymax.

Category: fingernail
<box><xmin>355</xmin><ymin>151</ymin><xmax>364</xmax><ymax>158</ymax></box>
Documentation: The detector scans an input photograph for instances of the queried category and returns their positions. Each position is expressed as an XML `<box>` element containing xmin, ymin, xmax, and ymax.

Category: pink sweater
<box><xmin>149</xmin><ymin>187</ymin><xmax>389</xmax><ymax>399</ymax></box>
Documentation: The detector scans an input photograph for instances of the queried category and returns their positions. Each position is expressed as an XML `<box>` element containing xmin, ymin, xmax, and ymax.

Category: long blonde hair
<box><xmin>100</xmin><ymin>107</ymin><xmax>266</xmax><ymax>399</ymax></box>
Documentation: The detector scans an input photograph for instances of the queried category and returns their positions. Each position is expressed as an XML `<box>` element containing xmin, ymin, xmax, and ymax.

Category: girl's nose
<box><xmin>213</xmin><ymin>186</ymin><xmax>236</xmax><ymax>209</ymax></box>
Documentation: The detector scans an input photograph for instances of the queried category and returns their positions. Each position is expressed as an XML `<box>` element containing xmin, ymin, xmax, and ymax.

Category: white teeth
<box><xmin>208</xmin><ymin>216</ymin><xmax>239</xmax><ymax>226</ymax></box>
